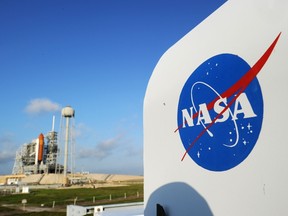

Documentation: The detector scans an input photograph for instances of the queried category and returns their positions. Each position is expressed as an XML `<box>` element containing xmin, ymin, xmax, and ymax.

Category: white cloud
<box><xmin>0</xmin><ymin>133</ymin><xmax>18</xmax><ymax>165</ymax></box>
<box><xmin>73</xmin><ymin>123</ymin><xmax>92</xmax><ymax>138</ymax></box>
<box><xmin>78</xmin><ymin>135</ymin><xmax>122</xmax><ymax>160</ymax></box>
<box><xmin>78</xmin><ymin>133</ymin><xmax>142</xmax><ymax>161</ymax></box>
<box><xmin>25</xmin><ymin>98</ymin><xmax>61</xmax><ymax>115</ymax></box>
<box><xmin>0</xmin><ymin>151</ymin><xmax>15</xmax><ymax>164</ymax></box>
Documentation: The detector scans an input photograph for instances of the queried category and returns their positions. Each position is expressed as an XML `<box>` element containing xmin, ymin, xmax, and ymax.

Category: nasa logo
<box><xmin>177</xmin><ymin>54</ymin><xmax>263</xmax><ymax>171</ymax></box>
<box><xmin>176</xmin><ymin>34</ymin><xmax>281</xmax><ymax>171</ymax></box>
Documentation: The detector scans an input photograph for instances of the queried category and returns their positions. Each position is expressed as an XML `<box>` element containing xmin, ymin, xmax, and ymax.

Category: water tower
<box><xmin>61</xmin><ymin>106</ymin><xmax>75</xmax><ymax>178</ymax></box>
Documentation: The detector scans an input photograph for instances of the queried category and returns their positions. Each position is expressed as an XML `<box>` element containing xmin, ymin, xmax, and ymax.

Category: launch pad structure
<box><xmin>12</xmin><ymin>107</ymin><xmax>75</xmax><ymax>176</ymax></box>
<box><xmin>12</xmin><ymin>116</ymin><xmax>63</xmax><ymax>175</ymax></box>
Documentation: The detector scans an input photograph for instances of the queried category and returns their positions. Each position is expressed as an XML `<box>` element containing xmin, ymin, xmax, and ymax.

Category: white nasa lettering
<box><xmin>181</xmin><ymin>93</ymin><xmax>257</xmax><ymax>128</ymax></box>
<box><xmin>232</xmin><ymin>92</ymin><xmax>257</xmax><ymax>120</ymax></box>
<box><xmin>181</xmin><ymin>107</ymin><xmax>194</xmax><ymax>127</ymax></box>
<box><xmin>197</xmin><ymin>103</ymin><xmax>212</xmax><ymax>125</ymax></box>
<box><xmin>214</xmin><ymin>97</ymin><xmax>229</xmax><ymax>123</ymax></box>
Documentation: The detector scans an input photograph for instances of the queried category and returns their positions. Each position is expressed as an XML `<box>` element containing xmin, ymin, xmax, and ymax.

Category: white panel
<box><xmin>144</xmin><ymin>0</ymin><xmax>288</xmax><ymax>215</ymax></box>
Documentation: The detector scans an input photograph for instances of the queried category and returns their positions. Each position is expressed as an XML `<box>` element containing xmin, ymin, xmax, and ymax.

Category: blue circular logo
<box><xmin>177</xmin><ymin>54</ymin><xmax>263</xmax><ymax>171</ymax></box>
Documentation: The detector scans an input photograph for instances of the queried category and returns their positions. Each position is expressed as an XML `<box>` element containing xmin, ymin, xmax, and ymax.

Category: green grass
<box><xmin>0</xmin><ymin>206</ymin><xmax>66</xmax><ymax>216</ymax></box>
<box><xmin>0</xmin><ymin>184</ymin><xmax>143</xmax><ymax>215</ymax></box>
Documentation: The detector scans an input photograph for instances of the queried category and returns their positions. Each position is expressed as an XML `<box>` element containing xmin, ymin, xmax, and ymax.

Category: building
<box><xmin>12</xmin><ymin>130</ymin><xmax>63</xmax><ymax>175</ymax></box>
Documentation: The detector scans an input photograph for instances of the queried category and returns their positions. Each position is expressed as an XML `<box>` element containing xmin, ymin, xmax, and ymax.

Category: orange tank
<box><xmin>38</xmin><ymin>133</ymin><xmax>44</xmax><ymax>162</ymax></box>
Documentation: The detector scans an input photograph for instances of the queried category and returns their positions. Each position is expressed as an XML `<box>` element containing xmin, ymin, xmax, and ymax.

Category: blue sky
<box><xmin>0</xmin><ymin>0</ymin><xmax>226</xmax><ymax>175</ymax></box>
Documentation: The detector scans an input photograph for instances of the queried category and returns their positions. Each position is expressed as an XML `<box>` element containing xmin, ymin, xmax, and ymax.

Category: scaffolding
<box><xmin>12</xmin><ymin>131</ymin><xmax>63</xmax><ymax>175</ymax></box>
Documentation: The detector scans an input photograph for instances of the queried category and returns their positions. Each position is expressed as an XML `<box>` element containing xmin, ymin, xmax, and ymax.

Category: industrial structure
<box><xmin>12</xmin><ymin>116</ymin><xmax>62</xmax><ymax>175</ymax></box>
<box><xmin>12</xmin><ymin>106</ymin><xmax>76</xmax><ymax>177</ymax></box>
<box><xmin>61</xmin><ymin>106</ymin><xmax>75</xmax><ymax>178</ymax></box>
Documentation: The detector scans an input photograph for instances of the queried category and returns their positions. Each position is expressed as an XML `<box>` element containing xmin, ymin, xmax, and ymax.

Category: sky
<box><xmin>0</xmin><ymin>0</ymin><xmax>226</xmax><ymax>175</ymax></box>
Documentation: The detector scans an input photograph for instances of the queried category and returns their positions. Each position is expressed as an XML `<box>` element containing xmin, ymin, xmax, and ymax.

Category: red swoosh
<box><xmin>180</xmin><ymin>32</ymin><xmax>281</xmax><ymax>161</ymax></box>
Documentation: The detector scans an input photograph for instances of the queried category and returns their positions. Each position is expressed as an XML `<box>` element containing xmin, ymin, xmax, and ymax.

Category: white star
<box><xmin>247</xmin><ymin>123</ymin><xmax>252</xmax><ymax>130</ymax></box>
